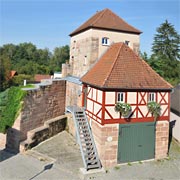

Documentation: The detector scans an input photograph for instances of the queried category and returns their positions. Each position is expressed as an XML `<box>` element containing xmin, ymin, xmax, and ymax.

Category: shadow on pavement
<box><xmin>0</xmin><ymin>148</ymin><xmax>18</xmax><ymax>162</ymax></box>
<box><xmin>28</xmin><ymin>163</ymin><xmax>53</xmax><ymax>180</ymax></box>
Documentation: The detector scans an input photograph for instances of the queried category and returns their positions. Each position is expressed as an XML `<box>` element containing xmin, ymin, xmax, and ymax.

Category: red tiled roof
<box><xmin>34</xmin><ymin>74</ymin><xmax>51</xmax><ymax>82</ymax></box>
<box><xmin>10</xmin><ymin>70</ymin><xmax>18</xmax><ymax>78</ymax></box>
<box><xmin>70</xmin><ymin>8</ymin><xmax>142</xmax><ymax>36</ymax></box>
<box><xmin>81</xmin><ymin>43</ymin><xmax>172</xmax><ymax>90</ymax></box>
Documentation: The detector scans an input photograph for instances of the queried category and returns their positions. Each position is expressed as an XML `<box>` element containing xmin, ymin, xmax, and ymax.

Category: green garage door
<box><xmin>118</xmin><ymin>122</ymin><xmax>155</xmax><ymax>163</ymax></box>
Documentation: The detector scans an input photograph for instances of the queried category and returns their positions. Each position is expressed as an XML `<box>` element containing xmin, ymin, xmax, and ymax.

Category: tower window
<box><xmin>102</xmin><ymin>37</ymin><xmax>109</xmax><ymax>45</ymax></box>
<box><xmin>84</xmin><ymin>55</ymin><xmax>87</xmax><ymax>66</ymax></box>
<box><xmin>125</xmin><ymin>40</ymin><xmax>130</xmax><ymax>46</ymax></box>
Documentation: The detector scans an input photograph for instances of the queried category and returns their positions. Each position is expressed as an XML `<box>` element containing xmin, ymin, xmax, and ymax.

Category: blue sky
<box><xmin>0</xmin><ymin>0</ymin><xmax>179</xmax><ymax>56</ymax></box>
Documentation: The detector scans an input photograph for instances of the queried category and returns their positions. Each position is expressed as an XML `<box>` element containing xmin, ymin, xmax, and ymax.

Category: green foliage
<box><xmin>11</xmin><ymin>74</ymin><xmax>34</xmax><ymax>86</ymax></box>
<box><xmin>0</xmin><ymin>43</ymin><xmax>70</xmax><ymax>92</ymax></box>
<box><xmin>147</xmin><ymin>54</ymin><xmax>180</xmax><ymax>86</ymax></box>
<box><xmin>142</xmin><ymin>20</ymin><xmax>180</xmax><ymax>86</ymax></box>
<box><xmin>152</xmin><ymin>20</ymin><xmax>180</xmax><ymax>61</ymax></box>
<box><xmin>19</xmin><ymin>84</ymin><xmax>35</xmax><ymax>88</ymax></box>
<box><xmin>147</xmin><ymin>101</ymin><xmax>161</xmax><ymax>121</ymax></box>
<box><xmin>115</xmin><ymin>102</ymin><xmax>132</xmax><ymax>117</ymax></box>
<box><xmin>0</xmin><ymin>87</ymin><xmax>26</xmax><ymax>133</ymax></box>
<box><xmin>0</xmin><ymin>54</ymin><xmax>11</xmax><ymax>91</ymax></box>
<box><xmin>50</xmin><ymin>45</ymin><xmax>70</xmax><ymax>71</ymax></box>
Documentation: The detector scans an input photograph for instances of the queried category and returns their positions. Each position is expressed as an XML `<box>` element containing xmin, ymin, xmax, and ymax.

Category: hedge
<box><xmin>0</xmin><ymin>87</ymin><xmax>26</xmax><ymax>133</ymax></box>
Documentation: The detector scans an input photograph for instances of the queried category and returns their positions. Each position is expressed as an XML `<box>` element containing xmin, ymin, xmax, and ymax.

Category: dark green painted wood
<box><xmin>118</xmin><ymin>122</ymin><xmax>155</xmax><ymax>163</ymax></box>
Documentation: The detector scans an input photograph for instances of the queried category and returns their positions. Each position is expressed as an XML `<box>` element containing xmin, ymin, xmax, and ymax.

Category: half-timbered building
<box><xmin>81</xmin><ymin>42</ymin><xmax>172</xmax><ymax>166</ymax></box>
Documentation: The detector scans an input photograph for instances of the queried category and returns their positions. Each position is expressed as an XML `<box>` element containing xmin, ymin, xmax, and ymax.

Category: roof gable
<box><xmin>70</xmin><ymin>8</ymin><xmax>142</xmax><ymax>36</ymax></box>
<box><xmin>81</xmin><ymin>43</ymin><xmax>172</xmax><ymax>90</ymax></box>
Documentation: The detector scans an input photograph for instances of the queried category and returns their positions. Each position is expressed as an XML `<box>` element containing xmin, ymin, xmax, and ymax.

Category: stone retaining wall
<box><xmin>5</xmin><ymin>80</ymin><xmax>66</xmax><ymax>153</ymax></box>
<box><xmin>21</xmin><ymin>115</ymin><xmax>67</xmax><ymax>150</ymax></box>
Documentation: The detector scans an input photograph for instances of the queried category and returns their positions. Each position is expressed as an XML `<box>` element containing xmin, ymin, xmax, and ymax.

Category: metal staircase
<box><xmin>66</xmin><ymin>106</ymin><xmax>101</xmax><ymax>170</ymax></box>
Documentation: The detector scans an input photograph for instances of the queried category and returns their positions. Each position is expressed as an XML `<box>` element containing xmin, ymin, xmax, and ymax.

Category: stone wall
<box><xmin>67</xmin><ymin>114</ymin><xmax>76</xmax><ymax>138</ymax></box>
<box><xmin>5</xmin><ymin>80</ymin><xmax>66</xmax><ymax>153</ymax></box>
<box><xmin>155</xmin><ymin>121</ymin><xmax>169</xmax><ymax>159</ymax></box>
<box><xmin>21</xmin><ymin>116</ymin><xmax>67</xmax><ymax>150</ymax></box>
<box><xmin>20</xmin><ymin>80</ymin><xmax>66</xmax><ymax>140</ymax></box>
<box><xmin>66</xmin><ymin>81</ymin><xmax>82</xmax><ymax>107</ymax></box>
<box><xmin>69</xmin><ymin>37</ymin><xmax>99</xmax><ymax>77</ymax></box>
<box><xmin>91</xmin><ymin>120</ymin><xmax>119</xmax><ymax>168</ymax></box>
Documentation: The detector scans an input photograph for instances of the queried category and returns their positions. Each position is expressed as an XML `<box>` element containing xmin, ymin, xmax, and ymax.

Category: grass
<box><xmin>19</xmin><ymin>84</ymin><xmax>35</xmax><ymax>88</ymax></box>
<box><xmin>127</xmin><ymin>162</ymin><xmax>132</xmax><ymax>166</ymax></box>
<box><xmin>114</xmin><ymin>166</ymin><xmax>120</xmax><ymax>170</ymax></box>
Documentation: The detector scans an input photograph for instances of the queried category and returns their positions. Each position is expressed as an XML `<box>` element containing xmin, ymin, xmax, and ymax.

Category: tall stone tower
<box><xmin>62</xmin><ymin>8</ymin><xmax>142</xmax><ymax>106</ymax></box>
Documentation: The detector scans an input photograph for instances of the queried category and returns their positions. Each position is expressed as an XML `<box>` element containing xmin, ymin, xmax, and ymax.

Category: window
<box><xmin>84</xmin><ymin>55</ymin><xmax>87</xmax><ymax>65</ymax></box>
<box><xmin>102</xmin><ymin>37</ymin><xmax>109</xmax><ymax>45</ymax></box>
<box><xmin>117</xmin><ymin>92</ymin><xmax>124</xmax><ymax>103</ymax></box>
<box><xmin>125</xmin><ymin>40</ymin><xmax>130</xmax><ymax>46</ymax></box>
<box><xmin>148</xmin><ymin>92</ymin><xmax>156</xmax><ymax>102</ymax></box>
<box><xmin>72</xmin><ymin>40</ymin><xmax>76</xmax><ymax>49</ymax></box>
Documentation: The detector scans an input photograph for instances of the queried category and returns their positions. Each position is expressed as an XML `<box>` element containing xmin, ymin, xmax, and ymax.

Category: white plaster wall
<box><xmin>92</xmin><ymin>88</ymin><xmax>97</xmax><ymax>100</ymax></box>
<box><xmin>87</xmin><ymin>99</ymin><xmax>93</xmax><ymax>112</ymax></box>
<box><xmin>138</xmin><ymin>92</ymin><xmax>147</xmax><ymax>104</ymax></box>
<box><xmin>94</xmin><ymin>103</ymin><xmax>102</xmax><ymax>117</ymax></box>
<box><xmin>87</xmin><ymin>87</ymin><xmax>92</xmax><ymax>99</ymax></box>
<box><xmin>138</xmin><ymin>106</ymin><xmax>149</xmax><ymax>117</ymax></box>
<box><xmin>170</xmin><ymin>112</ymin><xmax>180</xmax><ymax>142</ymax></box>
<box><xmin>97</xmin><ymin>89</ymin><xmax>102</xmax><ymax>104</ymax></box>
<box><xmin>157</xmin><ymin>92</ymin><xmax>168</xmax><ymax>104</ymax></box>
<box><xmin>161</xmin><ymin>105</ymin><xmax>168</xmax><ymax>116</ymax></box>
<box><xmin>105</xmin><ymin>92</ymin><xmax>115</xmax><ymax>104</ymax></box>
<box><xmin>127</xmin><ymin>92</ymin><xmax>137</xmax><ymax>104</ymax></box>
<box><xmin>91</xmin><ymin>29</ymin><xmax>140</xmax><ymax>57</ymax></box>
<box><xmin>106</xmin><ymin>106</ymin><xmax>119</xmax><ymax>119</ymax></box>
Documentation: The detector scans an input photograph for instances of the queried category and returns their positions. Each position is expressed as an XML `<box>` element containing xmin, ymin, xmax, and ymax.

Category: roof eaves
<box><xmin>81</xmin><ymin>82</ymin><xmax>172</xmax><ymax>91</ymax></box>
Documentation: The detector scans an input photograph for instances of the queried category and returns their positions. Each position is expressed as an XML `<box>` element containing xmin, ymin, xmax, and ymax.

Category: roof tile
<box><xmin>70</xmin><ymin>8</ymin><xmax>141</xmax><ymax>36</ymax></box>
<box><xmin>81</xmin><ymin>43</ymin><xmax>172</xmax><ymax>90</ymax></box>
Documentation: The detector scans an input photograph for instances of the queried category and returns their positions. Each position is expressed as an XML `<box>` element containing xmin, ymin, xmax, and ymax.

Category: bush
<box><xmin>0</xmin><ymin>87</ymin><xmax>26</xmax><ymax>133</ymax></box>
<box><xmin>11</xmin><ymin>74</ymin><xmax>34</xmax><ymax>86</ymax></box>
<box><xmin>147</xmin><ymin>101</ymin><xmax>161</xmax><ymax>120</ymax></box>
<box><xmin>115</xmin><ymin>102</ymin><xmax>132</xmax><ymax>117</ymax></box>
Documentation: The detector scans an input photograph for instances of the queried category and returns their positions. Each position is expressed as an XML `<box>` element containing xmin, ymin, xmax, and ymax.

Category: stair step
<box><xmin>80</xmin><ymin>139</ymin><xmax>93</xmax><ymax>143</ymax></box>
<box><xmin>87</xmin><ymin>159</ymin><xmax>99</xmax><ymax>164</ymax></box>
<box><xmin>71</xmin><ymin>106</ymin><xmax>101</xmax><ymax>170</ymax></box>
<box><xmin>87</xmin><ymin>164</ymin><xmax>100</xmax><ymax>169</ymax></box>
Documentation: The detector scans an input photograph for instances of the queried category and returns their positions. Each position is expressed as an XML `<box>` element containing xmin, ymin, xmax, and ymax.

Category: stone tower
<box><xmin>62</xmin><ymin>8</ymin><xmax>141</xmax><ymax>78</ymax></box>
<box><xmin>62</xmin><ymin>8</ymin><xmax>142</xmax><ymax>106</ymax></box>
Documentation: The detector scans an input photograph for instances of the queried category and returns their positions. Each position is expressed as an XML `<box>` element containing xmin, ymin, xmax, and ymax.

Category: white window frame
<box><xmin>148</xmin><ymin>92</ymin><xmax>156</xmax><ymax>102</ymax></box>
<box><xmin>102</xmin><ymin>37</ymin><xmax>109</xmax><ymax>45</ymax></box>
<box><xmin>117</xmin><ymin>92</ymin><xmax>124</xmax><ymax>103</ymax></box>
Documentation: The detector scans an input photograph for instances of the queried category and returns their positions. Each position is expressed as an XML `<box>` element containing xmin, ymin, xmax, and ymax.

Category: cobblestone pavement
<box><xmin>0</xmin><ymin>131</ymin><xmax>180</xmax><ymax>180</ymax></box>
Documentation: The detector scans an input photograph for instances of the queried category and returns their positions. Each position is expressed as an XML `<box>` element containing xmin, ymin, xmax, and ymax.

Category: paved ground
<box><xmin>0</xmin><ymin>131</ymin><xmax>180</xmax><ymax>180</ymax></box>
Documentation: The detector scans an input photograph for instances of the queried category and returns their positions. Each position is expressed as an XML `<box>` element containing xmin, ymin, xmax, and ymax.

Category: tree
<box><xmin>146</xmin><ymin>20</ymin><xmax>180</xmax><ymax>86</ymax></box>
<box><xmin>140</xmin><ymin>51</ymin><xmax>149</xmax><ymax>61</ymax></box>
<box><xmin>0</xmin><ymin>55</ymin><xmax>11</xmax><ymax>91</ymax></box>
<box><xmin>152</xmin><ymin>20</ymin><xmax>180</xmax><ymax>61</ymax></box>
<box><xmin>50</xmin><ymin>45</ymin><xmax>69</xmax><ymax>72</ymax></box>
